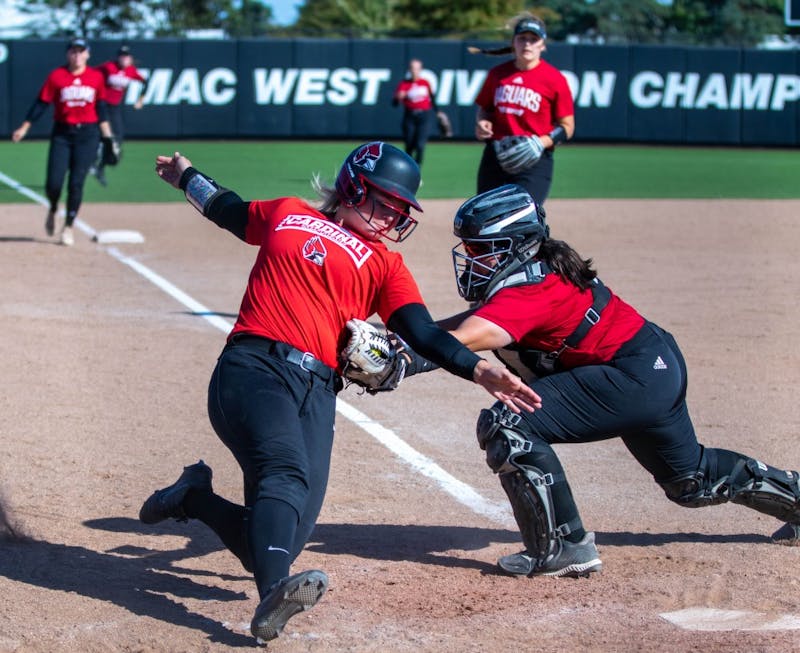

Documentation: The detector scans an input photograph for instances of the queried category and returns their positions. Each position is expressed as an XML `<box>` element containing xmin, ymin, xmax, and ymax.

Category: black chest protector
<box><xmin>486</xmin><ymin>261</ymin><xmax>611</xmax><ymax>382</ymax></box>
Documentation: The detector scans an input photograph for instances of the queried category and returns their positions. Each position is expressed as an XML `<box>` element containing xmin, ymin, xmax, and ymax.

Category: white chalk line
<box><xmin>0</xmin><ymin>169</ymin><xmax>140</xmax><ymax>242</ymax></box>
<box><xmin>0</xmin><ymin>169</ymin><xmax>511</xmax><ymax>528</ymax></box>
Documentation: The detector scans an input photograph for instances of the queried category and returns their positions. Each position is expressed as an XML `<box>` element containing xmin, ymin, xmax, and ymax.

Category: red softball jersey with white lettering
<box><xmin>474</xmin><ymin>274</ymin><xmax>645</xmax><ymax>368</ymax></box>
<box><xmin>475</xmin><ymin>59</ymin><xmax>574</xmax><ymax>140</ymax></box>
<box><xmin>394</xmin><ymin>79</ymin><xmax>434</xmax><ymax>111</ymax></box>
<box><xmin>229</xmin><ymin>197</ymin><xmax>425</xmax><ymax>370</ymax></box>
<box><xmin>98</xmin><ymin>61</ymin><xmax>147</xmax><ymax>106</ymax></box>
<box><xmin>37</xmin><ymin>66</ymin><xmax>106</xmax><ymax>124</ymax></box>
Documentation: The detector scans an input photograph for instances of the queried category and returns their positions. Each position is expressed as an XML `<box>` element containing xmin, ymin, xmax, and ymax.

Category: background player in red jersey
<box><xmin>426</xmin><ymin>184</ymin><xmax>800</xmax><ymax>578</ymax></box>
<box><xmin>392</xmin><ymin>58</ymin><xmax>437</xmax><ymax>169</ymax></box>
<box><xmin>472</xmin><ymin>14</ymin><xmax>575</xmax><ymax>206</ymax></box>
<box><xmin>138</xmin><ymin>142</ymin><xmax>541</xmax><ymax>644</ymax></box>
<box><xmin>92</xmin><ymin>44</ymin><xmax>148</xmax><ymax>186</ymax></box>
<box><xmin>11</xmin><ymin>37</ymin><xmax>115</xmax><ymax>246</ymax></box>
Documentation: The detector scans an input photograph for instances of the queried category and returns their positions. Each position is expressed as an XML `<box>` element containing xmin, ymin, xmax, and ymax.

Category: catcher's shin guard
<box><xmin>660</xmin><ymin>448</ymin><xmax>800</xmax><ymax>524</ymax></box>
<box><xmin>478</xmin><ymin>407</ymin><xmax>581</xmax><ymax>562</ymax></box>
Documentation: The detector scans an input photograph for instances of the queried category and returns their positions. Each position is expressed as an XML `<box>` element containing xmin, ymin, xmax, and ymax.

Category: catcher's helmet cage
<box><xmin>452</xmin><ymin>184</ymin><xmax>548</xmax><ymax>302</ymax></box>
<box><xmin>335</xmin><ymin>142</ymin><xmax>422</xmax><ymax>212</ymax></box>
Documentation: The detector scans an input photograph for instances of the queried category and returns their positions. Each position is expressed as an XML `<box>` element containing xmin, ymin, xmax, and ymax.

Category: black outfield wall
<box><xmin>2</xmin><ymin>38</ymin><xmax>798</xmax><ymax>145</ymax></box>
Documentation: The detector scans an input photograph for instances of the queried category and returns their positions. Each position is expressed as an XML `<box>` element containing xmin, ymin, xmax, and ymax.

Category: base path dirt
<box><xmin>1</xmin><ymin>199</ymin><xmax>799</xmax><ymax>653</ymax></box>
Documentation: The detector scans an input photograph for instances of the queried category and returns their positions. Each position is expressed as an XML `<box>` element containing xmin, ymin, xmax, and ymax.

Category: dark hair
<box><xmin>467</xmin><ymin>13</ymin><xmax>546</xmax><ymax>57</ymax></box>
<box><xmin>537</xmin><ymin>238</ymin><xmax>597</xmax><ymax>290</ymax></box>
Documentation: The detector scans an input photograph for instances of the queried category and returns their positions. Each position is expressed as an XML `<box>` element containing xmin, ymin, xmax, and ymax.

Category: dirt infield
<box><xmin>1</xmin><ymin>199</ymin><xmax>799</xmax><ymax>653</ymax></box>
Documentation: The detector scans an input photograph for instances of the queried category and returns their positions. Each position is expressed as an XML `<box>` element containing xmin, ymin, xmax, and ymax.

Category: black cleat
<box><xmin>772</xmin><ymin>522</ymin><xmax>800</xmax><ymax>546</ymax></box>
<box><xmin>250</xmin><ymin>570</ymin><xmax>328</xmax><ymax>643</ymax></box>
<box><xmin>139</xmin><ymin>460</ymin><xmax>212</xmax><ymax>524</ymax></box>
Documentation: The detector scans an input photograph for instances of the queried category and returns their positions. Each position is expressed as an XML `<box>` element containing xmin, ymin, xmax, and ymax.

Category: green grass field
<box><xmin>1</xmin><ymin>140</ymin><xmax>798</xmax><ymax>203</ymax></box>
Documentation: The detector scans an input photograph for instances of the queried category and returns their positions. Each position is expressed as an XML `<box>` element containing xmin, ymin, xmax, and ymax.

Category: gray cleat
<box><xmin>251</xmin><ymin>569</ymin><xmax>328</xmax><ymax>643</ymax></box>
<box><xmin>499</xmin><ymin>532</ymin><xmax>603</xmax><ymax>578</ymax></box>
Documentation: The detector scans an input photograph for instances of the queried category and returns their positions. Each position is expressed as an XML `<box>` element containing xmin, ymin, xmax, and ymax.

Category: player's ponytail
<box><xmin>538</xmin><ymin>239</ymin><xmax>597</xmax><ymax>291</ymax></box>
<box><xmin>467</xmin><ymin>45</ymin><xmax>513</xmax><ymax>56</ymax></box>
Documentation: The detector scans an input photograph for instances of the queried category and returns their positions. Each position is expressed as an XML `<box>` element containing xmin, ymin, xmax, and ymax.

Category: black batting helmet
<box><xmin>452</xmin><ymin>184</ymin><xmax>548</xmax><ymax>302</ymax></box>
<box><xmin>335</xmin><ymin>142</ymin><xmax>422</xmax><ymax>212</ymax></box>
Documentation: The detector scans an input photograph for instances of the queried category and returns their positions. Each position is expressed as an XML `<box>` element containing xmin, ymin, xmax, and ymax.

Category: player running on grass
<box><xmin>138</xmin><ymin>142</ymin><xmax>540</xmax><ymax>644</ymax></box>
<box><xmin>91</xmin><ymin>44</ymin><xmax>148</xmax><ymax>187</ymax></box>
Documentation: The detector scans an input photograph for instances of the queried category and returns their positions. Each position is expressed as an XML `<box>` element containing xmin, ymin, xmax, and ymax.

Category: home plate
<box><xmin>660</xmin><ymin>607</ymin><xmax>800</xmax><ymax>631</ymax></box>
<box><xmin>91</xmin><ymin>230</ymin><xmax>145</xmax><ymax>244</ymax></box>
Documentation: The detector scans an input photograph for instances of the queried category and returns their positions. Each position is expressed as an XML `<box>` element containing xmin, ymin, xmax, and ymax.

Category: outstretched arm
<box><xmin>387</xmin><ymin>303</ymin><xmax>540</xmax><ymax>413</ymax></box>
<box><xmin>155</xmin><ymin>152</ymin><xmax>250</xmax><ymax>240</ymax></box>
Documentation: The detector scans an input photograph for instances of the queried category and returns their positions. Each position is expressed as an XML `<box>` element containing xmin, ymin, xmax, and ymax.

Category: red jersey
<box><xmin>37</xmin><ymin>66</ymin><xmax>106</xmax><ymax>124</ymax></box>
<box><xmin>394</xmin><ymin>78</ymin><xmax>434</xmax><ymax>111</ymax></box>
<box><xmin>475</xmin><ymin>275</ymin><xmax>645</xmax><ymax>369</ymax></box>
<box><xmin>98</xmin><ymin>61</ymin><xmax>147</xmax><ymax>106</ymax></box>
<box><xmin>475</xmin><ymin>60</ymin><xmax>574</xmax><ymax>140</ymax></box>
<box><xmin>229</xmin><ymin>197</ymin><xmax>424</xmax><ymax>370</ymax></box>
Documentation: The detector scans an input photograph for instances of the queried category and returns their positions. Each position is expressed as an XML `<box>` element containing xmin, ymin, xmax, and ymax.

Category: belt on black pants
<box><xmin>228</xmin><ymin>334</ymin><xmax>338</xmax><ymax>385</ymax></box>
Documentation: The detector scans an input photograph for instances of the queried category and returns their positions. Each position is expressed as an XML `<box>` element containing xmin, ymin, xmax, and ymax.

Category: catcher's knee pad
<box><xmin>477</xmin><ymin>406</ymin><xmax>531</xmax><ymax>474</ymax></box>
<box><xmin>660</xmin><ymin>448</ymin><xmax>733</xmax><ymax>508</ymax></box>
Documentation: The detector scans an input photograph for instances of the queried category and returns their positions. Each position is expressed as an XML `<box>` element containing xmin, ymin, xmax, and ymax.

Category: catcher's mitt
<box><xmin>339</xmin><ymin>319</ymin><xmax>407</xmax><ymax>394</ymax></box>
<box><xmin>436</xmin><ymin>111</ymin><xmax>453</xmax><ymax>138</ymax></box>
<box><xmin>101</xmin><ymin>136</ymin><xmax>121</xmax><ymax>166</ymax></box>
<box><xmin>493</xmin><ymin>135</ymin><xmax>544</xmax><ymax>175</ymax></box>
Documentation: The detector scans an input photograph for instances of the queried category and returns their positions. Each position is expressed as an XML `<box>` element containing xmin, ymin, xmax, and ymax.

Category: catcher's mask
<box><xmin>335</xmin><ymin>141</ymin><xmax>422</xmax><ymax>242</ymax></box>
<box><xmin>452</xmin><ymin>184</ymin><xmax>548</xmax><ymax>302</ymax></box>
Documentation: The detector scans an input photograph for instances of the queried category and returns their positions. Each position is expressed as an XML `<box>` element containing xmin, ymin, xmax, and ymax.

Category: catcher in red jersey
<box><xmin>344</xmin><ymin>184</ymin><xmax>800</xmax><ymax>579</ymax></box>
<box><xmin>139</xmin><ymin>141</ymin><xmax>540</xmax><ymax>644</ymax></box>
<box><xmin>472</xmin><ymin>13</ymin><xmax>575</xmax><ymax>205</ymax></box>
<box><xmin>91</xmin><ymin>44</ymin><xmax>148</xmax><ymax>186</ymax></box>
<box><xmin>11</xmin><ymin>38</ymin><xmax>116</xmax><ymax>246</ymax></box>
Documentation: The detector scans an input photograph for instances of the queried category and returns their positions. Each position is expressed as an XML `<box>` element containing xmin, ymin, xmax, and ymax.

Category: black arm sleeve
<box><xmin>207</xmin><ymin>195</ymin><xmax>250</xmax><ymax>241</ymax></box>
<box><xmin>96</xmin><ymin>99</ymin><xmax>109</xmax><ymax>124</ymax></box>
<box><xmin>178</xmin><ymin>167</ymin><xmax>250</xmax><ymax>241</ymax></box>
<box><xmin>25</xmin><ymin>99</ymin><xmax>49</xmax><ymax>124</ymax></box>
<box><xmin>387</xmin><ymin>303</ymin><xmax>482</xmax><ymax>382</ymax></box>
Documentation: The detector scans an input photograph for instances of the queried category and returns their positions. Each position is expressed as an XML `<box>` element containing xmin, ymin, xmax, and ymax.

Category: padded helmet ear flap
<box><xmin>335</xmin><ymin>161</ymin><xmax>365</xmax><ymax>207</ymax></box>
<box><xmin>536</xmin><ymin>203</ymin><xmax>549</xmax><ymax>239</ymax></box>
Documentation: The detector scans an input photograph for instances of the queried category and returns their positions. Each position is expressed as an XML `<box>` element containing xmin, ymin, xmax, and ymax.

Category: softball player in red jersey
<box><xmin>11</xmin><ymin>38</ymin><xmax>114</xmax><ymax>246</ymax></box>
<box><xmin>139</xmin><ymin>142</ymin><xmax>540</xmax><ymax>643</ymax></box>
<box><xmin>435</xmin><ymin>185</ymin><xmax>800</xmax><ymax>578</ymax></box>
<box><xmin>473</xmin><ymin>14</ymin><xmax>575</xmax><ymax>205</ymax></box>
<box><xmin>392</xmin><ymin>58</ymin><xmax>436</xmax><ymax>167</ymax></box>
<box><xmin>92</xmin><ymin>45</ymin><xmax>148</xmax><ymax>186</ymax></box>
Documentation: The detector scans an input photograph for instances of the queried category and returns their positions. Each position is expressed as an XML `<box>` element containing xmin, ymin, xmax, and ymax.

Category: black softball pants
<box><xmin>46</xmin><ymin>122</ymin><xmax>100</xmax><ymax>226</ymax></box>
<box><xmin>498</xmin><ymin>322</ymin><xmax>702</xmax><ymax>539</ymax></box>
<box><xmin>206</xmin><ymin>337</ymin><xmax>339</xmax><ymax>597</ymax></box>
<box><xmin>495</xmin><ymin>321</ymin><xmax>792</xmax><ymax>540</ymax></box>
<box><xmin>477</xmin><ymin>141</ymin><xmax>555</xmax><ymax>206</ymax></box>
<box><xmin>402</xmin><ymin>109</ymin><xmax>433</xmax><ymax>166</ymax></box>
<box><xmin>106</xmin><ymin>103</ymin><xmax>125</xmax><ymax>144</ymax></box>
